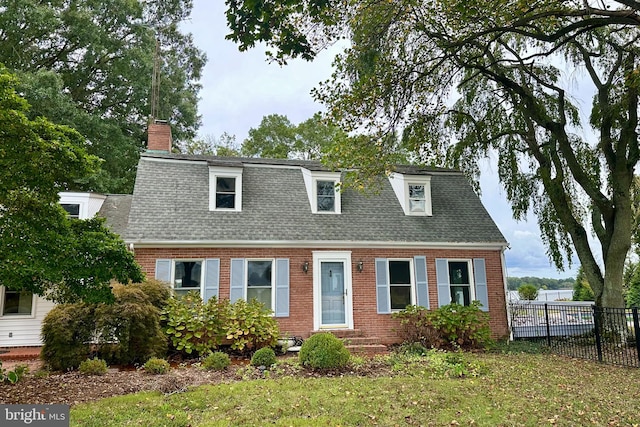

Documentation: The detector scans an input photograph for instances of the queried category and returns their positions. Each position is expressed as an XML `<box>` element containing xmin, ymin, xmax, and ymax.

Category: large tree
<box><xmin>0</xmin><ymin>0</ymin><xmax>206</xmax><ymax>193</ymax></box>
<box><xmin>0</xmin><ymin>68</ymin><xmax>143</xmax><ymax>303</ymax></box>
<box><xmin>225</xmin><ymin>0</ymin><xmax>640</xmax><ymax>308</ymax></box>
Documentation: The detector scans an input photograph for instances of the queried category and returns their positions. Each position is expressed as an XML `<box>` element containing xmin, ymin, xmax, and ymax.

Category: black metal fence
<box><xmin>509</xmin><ymin>302</ymin><xmax>640</xmax><ymax>368</ymax></box>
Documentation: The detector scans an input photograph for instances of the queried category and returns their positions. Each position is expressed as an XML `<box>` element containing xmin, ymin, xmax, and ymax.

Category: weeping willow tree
<box><xmin>226</xmin><ymin>0</ymin><xmax>640</xmax><ymax>308</ymax></box>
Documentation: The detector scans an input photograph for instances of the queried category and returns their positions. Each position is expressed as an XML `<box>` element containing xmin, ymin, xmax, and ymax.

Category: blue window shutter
<box><xmin>203</xmin><ymin>259</ymin><xmax>220</xmax><ymax>302</ymax></box>
<box><xmin>155</xmin><ymin>259</ymin><xmax>171</xmax><ymax>283</ymax></box>
<box><xmin>375</xmin><ymin>258</ymin><xmax>390</xmax><ymax>314</ymax></box>
<box><xmin>414</xmin><ymin>256</ymin><xmax>429</xmax><ymax>309</ymax></box>
<box><xmin>274</xmin><ymin>258</ymin><xmax>290</xmax><ymax>317</ymax></box>
<box><xmin>230</xmin><ymin>258</ymin><xmax>245</xmax><ymax>302</ymax></box>
<box><xmin>436</xmin><ymin>258</ymin><xmax>451</xmax><ymax>307</ymax></box>
<box><xmin>473</xmin><ymin>258</ymin><xmax>489</xmax><ymax>311</ymax></box>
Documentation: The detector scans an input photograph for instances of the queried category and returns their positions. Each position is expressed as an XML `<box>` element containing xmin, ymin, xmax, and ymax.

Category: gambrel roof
<box><xmin>124</xmin><ymin>153</ymin><xmax>507</xmax><ymax>248</ymax></box>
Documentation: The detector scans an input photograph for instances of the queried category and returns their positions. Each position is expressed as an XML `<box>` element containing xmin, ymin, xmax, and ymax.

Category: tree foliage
<box><xmin>0</xmin><ymin>0</ymin><xmax>206</xmax><ymax>193</ymax></box>
<box><xmin>507</xmin><ymin>276</ymin><xmax>574</xmax><ymax>291</ymax></box>
<box><xmin>517</xmin><ymin>284</ymin><xmax>539</xmax><ymax>301</ymax></box>
<box><xmin>0</xmin><ymin>67</ymin><xmax>143</xmax><ymax>303</ymax></box>
<box><xmin>573</xmin><ymin>267</ymin><xmax>596</xmax><ymax>301</ymax></box>
<box><xmin>242</xmin><ymin>113</ymin><xmax>347</xmax><ymax>160</ymax></box>
<box><xmin>180</xmin><ymin>132</ymin><xmax>241</xmax><ymax>157</ymax></box>
<box><xmin>226</xmin><ymin>0</ymin><xmax>640</xmax><ymax>307</ymax></box>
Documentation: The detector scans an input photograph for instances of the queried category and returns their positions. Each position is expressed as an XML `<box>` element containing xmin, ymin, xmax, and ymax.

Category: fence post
<box><xmin>593</xmin><ymin>305</ymin><xmax>603</xmax><ymax>363</ymax></box>
<box><xmin>632</xmin><ymin>307</ymin><xmax>640</xmax><ymax>367</ymax></box>
<box><xmin>544</xmin><ymin>303</ymin><xmax>551</xmax><ymax>346</ymax></box>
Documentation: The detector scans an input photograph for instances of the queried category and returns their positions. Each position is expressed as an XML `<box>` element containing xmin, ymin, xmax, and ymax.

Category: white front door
<box><xmin>313</xmin><ymin>251</ymin><xmax>353</xmax><ymax>330</ymax></box>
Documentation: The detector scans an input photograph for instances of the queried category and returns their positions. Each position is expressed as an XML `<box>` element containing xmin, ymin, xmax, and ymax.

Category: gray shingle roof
<box><xmin>124</xmin><ymin>153</ymin><xmax>506</xmax><ymax>245</ymax></box>
<box><xmin>98</xmin><ymin>194</ymin><xmax>132</xmax><ymax>236</ymax></box>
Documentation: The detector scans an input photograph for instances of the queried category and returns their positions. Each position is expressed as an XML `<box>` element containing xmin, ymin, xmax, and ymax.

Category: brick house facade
<box><xmin>124</xmin><ymin>122</ymin><xmax>510</xmax><ymax>345</ymax></box>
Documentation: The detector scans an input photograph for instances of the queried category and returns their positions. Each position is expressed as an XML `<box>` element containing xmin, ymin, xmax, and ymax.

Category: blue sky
<box><xmin>182</xmin><ymin>2</ymin><xmax>580</xmax><ymax>280</ymax></box>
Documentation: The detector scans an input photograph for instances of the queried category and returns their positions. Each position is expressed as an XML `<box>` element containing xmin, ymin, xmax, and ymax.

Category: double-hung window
<box><xmin>1</xmin><ymin>288</ymin><xmax>33</xmax><ymax>316</ymax></box>
<box><xmin>246</xmin><ymin>260</ymin><xmax>273</xmax><ymax>310</ymax></box>
<box><xmin>316</xmin><ymin>180</ymin><xmax>336</xmax><ymax>212</ymax></box>
<box><xmin>173</xmin><ymin>260</ymin><xmax>203</xmax><ymax>297</ymax></box>
<box><xmin>448</xmin><ymin>260</ymin><xmax>473</xmax><ymax>306</ymax></box>
<box><xmin>408</xmin><ymin>184</ymin><xmax>426</xmax><ymax>213</ymax></box>
<box><xmin>389</xmin><ymin>260</ymin><xmax>414</xmax><ymax>310</ymax></box>
<box><xmin>215</xmin><ymin>177</ymin><xmax>236</xmax><ymax>209</ymax></box>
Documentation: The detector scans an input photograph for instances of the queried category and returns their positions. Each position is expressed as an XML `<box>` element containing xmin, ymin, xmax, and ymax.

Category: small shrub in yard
<box><xmin>299</xmin><ymin>333</ymin><xmax>350</xmax><ymax>370</ymax></box>
<box><xmin>423</xmin><ymin>349</ymin><xmax>486</xmax><ymax>378</ymax></box>
<box><xmin>202</xmin><ymin>352</ymin><xmax>231</xmax><ymax>371</ymax></box>
<box><xmin>79</xmin><ymin>358</ymin><xmax>108</xmax><ymax>376</ymax></box>
<box><xmin>393</xmin><ymin>302</ymin><xmax>492</xmax><ymax>350</ymax></box>
<box><xmin>0</xmin><ymin>361</ymin><xmax>28</xmax><ymax>384</ymax></box>
<box><xmin>143</xmin><ymin>357</ymin><xmax>170</xmax><ymax>375</ymax></box>
<box><xmin>251</xmin><ymin>347</ymin><xmax>277</xmax><ymax>367</ymax></box>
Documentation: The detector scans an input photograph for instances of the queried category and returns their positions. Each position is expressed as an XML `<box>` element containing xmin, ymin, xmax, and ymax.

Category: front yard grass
<box><xmin>71</xmin><ymin>352</ymin><xmax>640</xmax><ymax>426</ymax></box>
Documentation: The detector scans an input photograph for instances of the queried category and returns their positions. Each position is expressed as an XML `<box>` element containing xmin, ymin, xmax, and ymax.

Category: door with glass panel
<box><xmin>320</xmin><ymin>261</ymin><xmax>347</xmax><ymax>327</ymax></box>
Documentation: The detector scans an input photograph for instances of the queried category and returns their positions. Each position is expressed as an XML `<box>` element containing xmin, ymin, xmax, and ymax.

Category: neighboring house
<box><xmin>125</xmin><ymin>122</ymin><xmax>510</xmax><ymax>344</ymax></box>
<box><xmin>0</xmin><ymin>192</ymin><xmax>128</xmax><ymax>347</ymax></box>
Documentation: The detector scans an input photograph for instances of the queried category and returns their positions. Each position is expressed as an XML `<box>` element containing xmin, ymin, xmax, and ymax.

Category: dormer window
<box><xmin>317</xmin><ymin>180</ymin><xmax>336</xmax><ymax>212</ymax></box>
<box><xmin>301</xmin><ymin>168</ymin><xmax>342</xmax><ymax>214</ymax></box>
<box><xmin>408</xmin><ymin>184</ymin><xmax>426</xmax><ymax>213</ymax></box>
<box><xmin>61</xmin><ymin>203</ymin><xmax>80</xmax><ymax>218</ymax></box>
<box><xmin>216</xmin><ymin>177</ymin><xmax>236</xmax><ymax>209</ymax></box>
<box><xmin>389</xmin><ymin>173</ymin><xmax>432</xmax><ymax>216</ymax></box>
<box><xmin>209</xmin><ymin>166</ymin><xmax>243</xmax><ymax>212</ymax></box>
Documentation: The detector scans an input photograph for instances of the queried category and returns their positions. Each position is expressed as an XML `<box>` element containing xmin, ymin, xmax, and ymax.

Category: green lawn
<box><xmin>71</xmin><ymin>352</ymin><xmax>640</xmax><ymax>426</ymax></box>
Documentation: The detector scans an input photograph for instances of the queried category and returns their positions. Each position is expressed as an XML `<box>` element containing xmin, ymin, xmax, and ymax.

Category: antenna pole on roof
<box><xmin>150</xmin><ymin>37</ymin><xmax>161</xmax><ymax>121</ymax></box>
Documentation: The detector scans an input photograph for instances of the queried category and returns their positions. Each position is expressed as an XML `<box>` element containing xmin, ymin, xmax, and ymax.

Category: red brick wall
<box><xmin>135</xmin><ymin>247</ymin><xmax>509</xmax><ymax>344</ymax></box>
<box><xmin>147</xmin><ymin>122</ymin><xmax>172</xmax><ymax>152</ymax></box>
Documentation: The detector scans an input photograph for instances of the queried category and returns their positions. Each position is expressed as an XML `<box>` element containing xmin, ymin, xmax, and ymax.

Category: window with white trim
<box><xmin>316</xmin><ymin>180</ymin><xmax>336</xmax><ymax>212</ymax></box>
<box><xmin>246</xmin><ymin>260</ymin><xmax>274</xmax><ymax>310</ymax></box>
<box><xmin>209</xmin><ymin>166</ymin><xmax>243</xmax><ymax>212</ymax></box>
<box><xmin>173</xmin><ymin>260</ymin><xmax>203</xmax><ymax>297</ymax></box>
<box><xmin>388</xmin><ymin>259</ymin><xmax>414</xmax><ymax>310</ymax></box>
<box><xmin>1</xmin><ymin>288</ymin><xmax>33</xmax><ymax>316</ymax></box>
<box><xmin>448</xmin><ymin>260</ymin><xmax>473</xmax><ymax>306</ymax></box>
<box><xmin>215</xmin><ymin>177</ymin><xmax>236</xmax><ymax>209</ymax></box>
<box><xmin>408</xmin><ymin>184</ymin><xmax>426</xmax><ymax>213</ymax></box>
<box><xmin>61</xmin><ymin>203</ymin><xmax>80</xmax><ymax>218</ymax></box>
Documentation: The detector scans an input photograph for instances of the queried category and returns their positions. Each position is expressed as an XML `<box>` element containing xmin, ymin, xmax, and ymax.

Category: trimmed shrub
<box><xmin>78</xmin><ymin>358</ymin><xmax>108</xmax><ymax>375</ymax></box>
<box><xmin>143</xmin><ymin>357</ymin><xmax>170</xmax><ymax>374</ymax></box>
<box><xmin>393</xmin><ymin>302</ymin><xmax>492</xmax><ymax>350</ymax></box>
<box><xmin>41</xmin><ymin>303</ymin><xmax>95</xmax><ymax>371</ymax></box>
<box><xmin>299</xmin><ymin>333</ymin><xmax>350</xmax><ymax>370</ymax></box>
<box><xmin>251</xmin><ymin>347</ymin><xmax>277</xmax><ymax>367</ymax></box>
<box><xmin>517</xmin><ymin>284</ymin><xmax>539</xmax><ymax>301</ymax></box>
<box><xmin>202</xmin><ymin>352</ymin><xmax>231</xmax><ymax>371</ymax></box>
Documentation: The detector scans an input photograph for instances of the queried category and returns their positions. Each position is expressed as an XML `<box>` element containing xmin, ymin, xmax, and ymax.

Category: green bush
<box><xmin>393</xmin><ymin>302</ymin><xmax>492</xmax><ymax>350</ymax></box>
<box><xmin>162</xmin><ymin>294</ymin><xmax>279</xmax><ymax>356</ymax></box>
<box><xmin>517</xmin><ymin>284</ymin><xmax>539</xmax><ymax>300</ymax></box>
<box><xmin>41</xmin><ymin>280</ymin><xmax>170</xmax><ymax>370</ymax></box>
<box><xmin>143</xmin><ymin>357</ymin><xmax>170</xmax><ymax>374</ymax></box>
<box><xmin>251</xmin><ymin>347</ymin><xmax>277</xmax><ymax>367</ymax></box>
<box><xmin>202</xmin><ymin>352</ymin><xmax>231</xmax><ymax>371</ymax></box>
<box><xmin>299</xmin><ymin>333</ymin><xmax>350</xmax><ymax>370</ymax></box>
<box><xmin>78</xmin><ymin>358</ymin><xmax>108</xmax><ymax>375</ymax></box>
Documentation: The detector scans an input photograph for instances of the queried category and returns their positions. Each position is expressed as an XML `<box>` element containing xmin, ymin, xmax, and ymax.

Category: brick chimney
<box><xmin>147</xmin><ymin>120</ymin><xmax>172</xmax><ymax>152</ymax></box>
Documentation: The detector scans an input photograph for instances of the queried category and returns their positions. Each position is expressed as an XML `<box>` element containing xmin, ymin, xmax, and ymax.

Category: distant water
<box><xmin>508</xmin><ymin>289</ymin><xmax>574</xmax><ymax>302</ymax></box>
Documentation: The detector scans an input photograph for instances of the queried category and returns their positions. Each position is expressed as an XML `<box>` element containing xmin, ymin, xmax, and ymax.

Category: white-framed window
<box><xmin>316</xmin><ymin>180</ymin><xmax>337</xmax><ymax>212</ymax></box>
<box><xmin>388</xmin><ymin>173</ymin><xmax>432</xmax><ymax>216</ymax></box>
<box><xmin>301</xmin><ymin>168</ymin><xmax>342</xmax><ymax>214</ymax></box>
<box><xmin>408</xmin><ymin>184</ymin><xmax>426</xmax><ymax>213</ymax></box>
<box><xmin>209</xmin><ymin>166</ymin><xmax>243</xmax><ymax>212</ymax></box>
<box><xmin>246</xmin><ymin>259</ymin><xmax>274</xmax><ymax>310</ymax></box>
<box><xmin>61</xmin><ymin>203</ymin><xmax>81</xmax><ymax>218</ymax></box>
<box><xmin>1</xmin><ymin>287</ymin><xmax>34</xmax><ymax>316</ymax></box>
<box><xmin>387</xmin><ymin>259</ymin><xmax>415</xmax><ymax>310</ymax></box>
<box><xmin>447</xmin><ymin>260</ymin><xmax>474</xmax><ymax>306</ymax></box>
<box><xmin>172</xmin><ymin>260</ymin><xmax>203</xmax><ymax>297</ymax></box>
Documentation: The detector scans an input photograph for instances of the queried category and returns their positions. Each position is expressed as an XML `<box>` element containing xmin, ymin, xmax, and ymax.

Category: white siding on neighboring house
<box><xmin>0</xmin><ymin>192</ymin><xmax>108</xmax><ymax>347</ymax></box>
<box><xmin>0</xmin><ymin>296</ymin><xmax>55</xmax><ymax>347</ymax></box>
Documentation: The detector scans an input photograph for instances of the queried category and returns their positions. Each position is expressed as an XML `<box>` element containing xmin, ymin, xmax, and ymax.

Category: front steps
<box><xmin>308</xmin><ymin>329</ymin><xmax>388</xmax><ymax>356</ymax></box>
